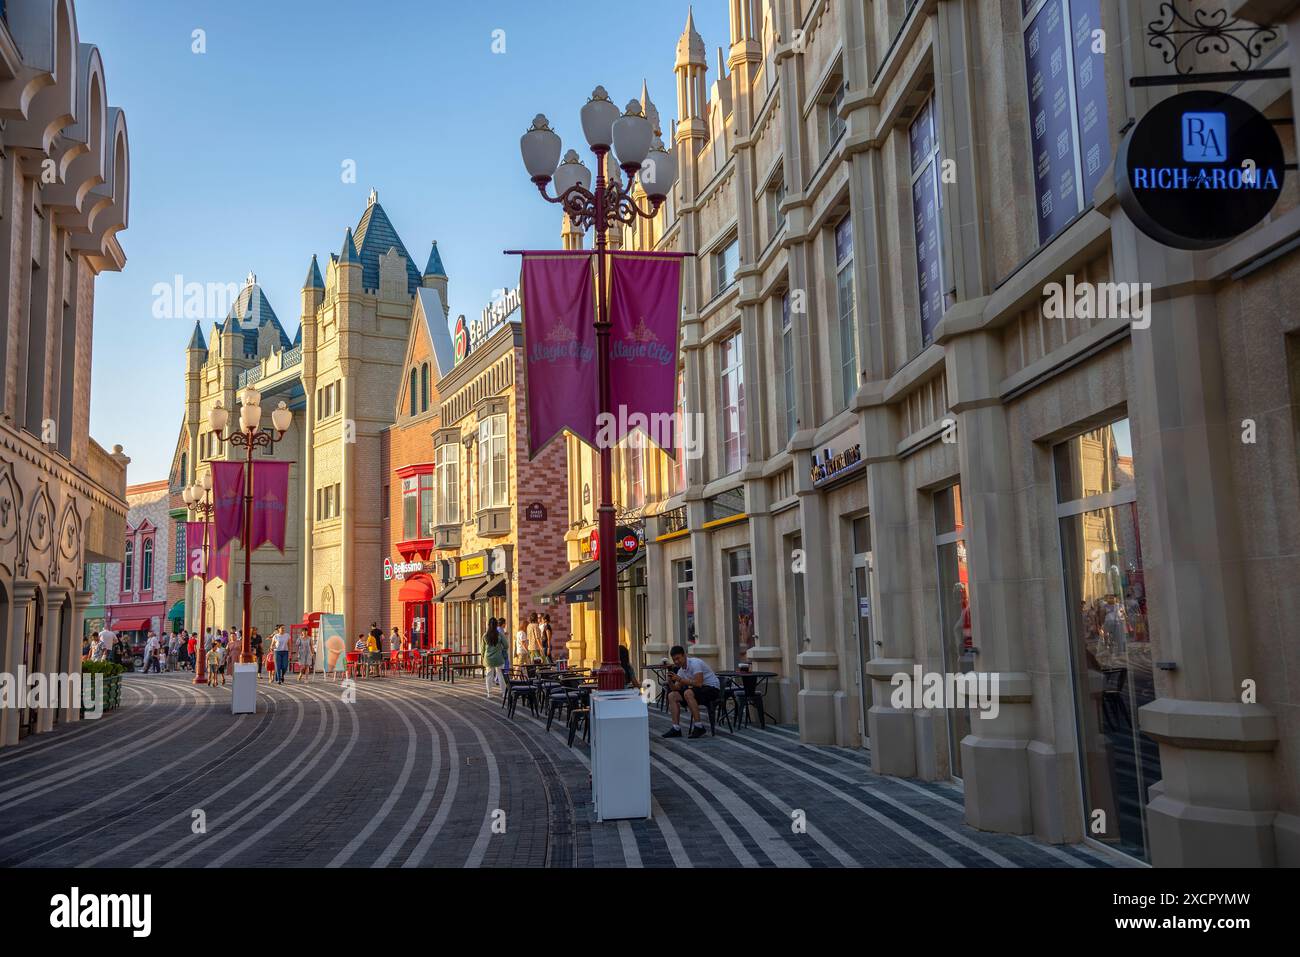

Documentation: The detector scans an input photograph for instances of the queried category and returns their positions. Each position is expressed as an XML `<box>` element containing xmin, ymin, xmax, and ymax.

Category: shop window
<box><xmin>1023</xmin><ymin>0</ymin><xmax>1110</xmax><ymax>245</ymax></box>
<box><xmin>675</xmin><ymin>559</ymin><xmax>696</xmax><ymax>646</ymax></box>
<box><xmin>727</xmin><ymin>548</ymin><xmax>755</xmax><ymax>664</ymax></box>
<box><xmin>1055</xmin><ymin>417</ymin><xmax>1157</xmax><ymax>861</ymax></box>
<box><xmin>720</xmin><ymin>331</ymin><xmax>746</xmax><ymax>474</ymax></box>
<box><xmin>909</xmin><ymin>94</ymin><xmax>947</xmax><ymax>348</ymax></box>
<box><xmin>934</xmin><ymin>484</ymin><xmax>972</xmax><ymax>778</ymax></box>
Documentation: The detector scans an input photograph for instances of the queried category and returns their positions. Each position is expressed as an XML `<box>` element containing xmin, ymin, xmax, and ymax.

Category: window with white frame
<box><xmin>835</xmin><ymin>217</ymin><xmax>858</xmax><ymax>408</ymax></box>
<box><xmin>123</xmin><ymin>539</ymin><xmax>134</xmax><ymax>591</ymax></box>
<box><xmin>141</xmin><ymin>539</ymin><xmax>154</xmax><ymax>592</ymax></box>
<box><xmin>720</xmin><ymin>331</ymin><xmax>747</xmax><ymax>475</ymax></box>
<box><xmin>626</xmin><ymin>436</ymin><xmax>645</xmax><ymax>509</ymax></box>
<box><xmin>714</xmin><ymin>237</ymin><xmax>739</xmax><ymax>297</ymax></box>
<box><xmin>909</xmin><ymin>94</ymin><xmax>947</xmax><ymax>348</ymax></box>
<box><xmin>766</xmin><ymin>172</ymin><xmax>786</xmax><ymax>240</ymax></box>
<box><xmin>478</xmin><ymin>414</ymin><xmax>509</xmax><ymax>510</ymax></box>
<box><xmin>437</xmin><ymin>442</ymin><xmax>461</xmax><ymax>525</ymax></box>
<box><xmin>826</xmin><ymin>79</ymin><xmax>847</xmax><ymax>153</ymax></box>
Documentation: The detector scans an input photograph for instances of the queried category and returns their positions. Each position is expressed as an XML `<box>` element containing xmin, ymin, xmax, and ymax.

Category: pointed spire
<box><xmin>187</xmin><ymin>321</ymin><xmax>207</xmax><ymax>351</ymax></box>
<box><xmin>338</xmin><ymin>226</ymin><xmax>360</xmax><ymax>265</ymax></box>
<box><xmin>424</xmin><ymin>241</ymin><xmax>447</xmax><ymax>278</ymax></box>
<box><xmin>641</xmin><ymin>79</ymin><xmax>661</xmax><ymax>138</ymax></box>
<box><xmin>677</xmin><ymin>6</ymin><xmax>706</xmax><ymax>68</ymax></box>
<box><xmin>303</xmin><ymin>253</ymin><xmax>324</xmax><ymax>290</ymax></box>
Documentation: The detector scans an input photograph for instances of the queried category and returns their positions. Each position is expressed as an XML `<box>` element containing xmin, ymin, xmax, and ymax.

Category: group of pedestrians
<box><xmin>480</xmin><ymin>612</ymin><xmax>556</xmax><ymax>698</ymax></box>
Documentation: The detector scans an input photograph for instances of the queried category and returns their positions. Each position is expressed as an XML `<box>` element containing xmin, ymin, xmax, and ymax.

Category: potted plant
<box><xmin>81</xmin><ymin>659</ymin><xmax>126</xmax><ymax>715</ymax></box>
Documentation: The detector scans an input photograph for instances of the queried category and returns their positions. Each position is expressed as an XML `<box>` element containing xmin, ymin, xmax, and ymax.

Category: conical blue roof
<box><xmin>221</xmin><ymin>283</ymin><xmax>291</xmax><ymax>358</ymax></box>
<box><xmin>338</xmin><ymin>226</ymin><xmax>361</xmax><ymax>265</ymax></box>
<box><xmin>304</xmin><ymin>254</ymin><xmax>324</xmax><ymax>289</ymax></box>
<box><xmin>187</xmin><ymin>321</ymin><xmax>207</xmax><ymax>351</ymax></box>
<box><xmin>424</xmin><ymin>241</ymin><xmax>446</xmax><ymax>278</ymax></box>
<box><xmin>353</xmin><ymin>199</ymin><xmax>420</xmax><ymax>294</ymax></box>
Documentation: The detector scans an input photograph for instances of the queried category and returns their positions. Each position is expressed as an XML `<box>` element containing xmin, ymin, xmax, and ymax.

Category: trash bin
<box><xmin>590</xmin><ymin>690</ymin><xmax>651</xmax><ymax>822</ymax></box>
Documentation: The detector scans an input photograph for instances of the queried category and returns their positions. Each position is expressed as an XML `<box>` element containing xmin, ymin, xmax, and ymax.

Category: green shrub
<box><xmin>82</xmin><ymin>660</ymin><xmax>125</xmax><ymax>678</ymax></box>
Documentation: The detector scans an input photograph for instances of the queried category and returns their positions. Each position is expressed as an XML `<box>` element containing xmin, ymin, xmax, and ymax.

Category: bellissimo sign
<box><xmin>1116</xmin><ymin>91</ymin><xmax>1284</xmax><ymax>250</ymax></box>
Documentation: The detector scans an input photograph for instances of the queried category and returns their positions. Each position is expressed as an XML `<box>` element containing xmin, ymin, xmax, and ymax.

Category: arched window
<box><xmin>409</xmin><ymin>369</ymin><xmax>417</xmax><ymax>417</ymax></box>
<box><xmin>142</xmin><ymin>539</ymin><xmax>154</xmax><ymax>592</ymax></box>
<box><xmin>123</xmin><ymin>540</ymin><xmax>134</xmax><ymax>591</ymax></box>
<box><xmin>421</xmin><ymin>363</ymin><xmax>430</xmax><ymax>413</ymax></box>
<box><xmin>320</xmin><ymin>586</ymin><xmax>335</xmax><ymax>614</ymax></box>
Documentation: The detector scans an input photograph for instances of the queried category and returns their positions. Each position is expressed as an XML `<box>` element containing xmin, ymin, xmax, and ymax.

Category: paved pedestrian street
<box><xmin>0</xmin><ymin>674</ymin><xmax>1122</xmax><ymax>869</ymax></box>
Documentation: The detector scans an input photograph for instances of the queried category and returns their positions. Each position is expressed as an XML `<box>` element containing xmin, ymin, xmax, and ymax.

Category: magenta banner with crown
<box><xmin>521</xmin><ymin>252</ymin><xmax>598</xmax><ymax>456</ymax></box>
<box><xmin>251</xmin><ymin>461</ymin><xmax>291</xmax><ymax>553</ymax></box>
<box><xmin>212</xmin><ymin>461</ymin><xmax>246</xmax><ymax>555</ymax></box>
<box><xmin>608</xmin><ymin>252</ymin><xmax>683</xmax><ymax>451</ymax></box>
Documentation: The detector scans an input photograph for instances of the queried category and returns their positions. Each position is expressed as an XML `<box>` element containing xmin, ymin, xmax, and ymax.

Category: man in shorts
<box><xmin>662</xmin><ymin>645</ymin><xmax>720</xmax><ymax>739</ymax></box>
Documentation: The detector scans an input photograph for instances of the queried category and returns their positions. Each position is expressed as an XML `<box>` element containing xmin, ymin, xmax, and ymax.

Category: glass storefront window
<box><xmin>1056</xmin><ymin>417</ymin><xmax>1157</xmax><ymax>861</ymax></box>
<box><xmin>728</xmin><ymin>548</ymin><xmax>755</xmax><ymax>664</ymax></box>
<box><xmin>675</xmin><ymin>559</ymin><xmax>696</xmax><ymax>647</ymax></box>
<box><xmin>935</xmin><ymin>484</ymin><xmax>972</xmax><ymax>778</ymax></box>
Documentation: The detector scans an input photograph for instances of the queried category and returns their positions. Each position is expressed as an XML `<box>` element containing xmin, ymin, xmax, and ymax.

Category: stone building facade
<box><xmin>0</xmin><ymin>0</ymin><xmax>132</xmax><ymax>745</ymax></box>
<box><xmin>97</xmin><ymin>479</ymin><xmax>171</xmax><ymax>639</ymax></box>
<box><xmin>613</xmin><ymin>0</ymin><xmax>1300</xmax><ymax>867</ymax></box>
<box><xmin>179</xmin><ymin>190</ymin><xmax>448</xmax><ymax>645</ymax></box>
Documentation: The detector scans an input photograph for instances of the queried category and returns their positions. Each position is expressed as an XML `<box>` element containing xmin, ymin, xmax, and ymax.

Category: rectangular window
<box><xmin>714</xmin><ymin>238</ymin><xmax>739</xmax><ymax>296</ymax></box>
<box><xmin>1023</xmin><ymin>0</ymin><xmax>1109</xmax><ymax>245</ymax></box>
<box><xmin>827</xmin><ymin>80</ymin><xmax>846</xmax><ymax>150</ymax></box>
<box><xmin>1054</xmin><ymin>418</ymin><xmax>1156</xmax><ymax>862</ymax></box>
<box><xmin>675</xmin><ymin>559</ymin><xmax>697</xmax><ymax>646</ymax></box>
<box><xmin>437</xmin><ymin>442</ymin><xmax>461</xmax><ymax>525</ymax></box>
<box><xmin>402</xmin><ymin>476</ymin><xmax>418</xmax><ymax>541</ymax></box>
<box><xmin>766</xmin><ymin>174</ymin><xmax>786</xmax><ymax>239</ymax></box>
<box><xmin>934</xmin><ymin>483</ymin><xmax>972</xmax><ymax>779</ymax></box>
<box><xmin>910</xmin><ymin>95</ymin><xmax>947</xmax><ymax>347</ymax></box>
<box><xmin>727</xmin><ymin>548</ymin><xmax>755</xmax><ymax>665</ymax></box>
<box><xmin>835</xmin><ymin>217</ymin><xmax>857</xmax><ymax>408</ymax></box>
<box><xmin>675</xmin><ymin>371</ymin><xmax>687</xmax><ymax>493</ymax></box>
<box><xmin>626</xmin><ymin>438</ymin><xmax>645</xmax><ymax>509</ymax></box>
<box><xmin>478</xmin><ymin>414</ymin><xmax>508</xmax><ymax>510</ymax></box>
<box><xmin>420</xmin><ymin>472</ymin><xmax>435</xmax><ymax>538</ymax></box>
<box><xmin>174</xmin><ymin>521</ymin><xmax>186</xmax><ymax>576</ymax></box>
<box><xmin>720</xmin><ymin>331</ymin><xmax>747</xmax><ymax>475</ymax></box>
<box><xmin>782</xmin><ymin>294</ymin><xmax>795</xmax><ymax>443</ymax></box>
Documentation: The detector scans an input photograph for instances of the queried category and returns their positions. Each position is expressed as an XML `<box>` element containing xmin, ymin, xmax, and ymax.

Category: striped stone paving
<box><xmin>0</xmin><ymin>672</ymin><xmax>1124</xmax><ymax>868</ymax></box>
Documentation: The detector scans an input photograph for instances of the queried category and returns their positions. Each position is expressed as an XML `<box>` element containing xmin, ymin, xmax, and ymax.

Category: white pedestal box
<box><xmin>590</xmin><ymin>690</ymin><xmax>651</xmax><ymax>822</ymax></box>
<box><xmin>231</xmin><ymin>663</ymin><xmax>258</xmax><ymax>715</ymax></box>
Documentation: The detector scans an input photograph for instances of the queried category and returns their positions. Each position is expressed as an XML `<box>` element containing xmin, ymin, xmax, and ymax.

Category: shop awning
<box><xmin>438</xmin><ymin>578</ymin><xmax>484</xmax><ymax>603</ymax></box>
<box><xmin>398</xmin><ymin>577</ymin><xmax>434</xmax><ymax>602</ymax></box>
<box><xmin>537</xmin><ymin>561</ymin><xmax>599</xmax><ymax>605</ymax></box>
<box><xmin>473</xmin><ymin>574</ymin><xmax>507</xmax><ymax>600</ymax></box>
<box><xmin>167</xmin><ymin>601</ymin><xmax>185</xmax><ymax>622</ymax></box>
<box><xmin>551</xmin><ymin>554</ymin><xmax>644</xmax><ymax>604</ymax></box>
<box><xmin>110</xmin><ymin>618</ymin><xmax>151</xmax><ymax>632</ymax></box>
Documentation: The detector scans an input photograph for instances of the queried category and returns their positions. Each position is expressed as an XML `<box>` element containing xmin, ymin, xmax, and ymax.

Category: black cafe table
<box><xmin>717</xmin><ymin>671</ymin><xmax>778</xmax><ymax>728</ymax></box>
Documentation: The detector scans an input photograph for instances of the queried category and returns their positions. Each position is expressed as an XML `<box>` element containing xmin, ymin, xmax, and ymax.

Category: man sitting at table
<box><xmin>662</xmin><ymin>645</ymin><xmax>720</xmax><ymax>739</ymax></box>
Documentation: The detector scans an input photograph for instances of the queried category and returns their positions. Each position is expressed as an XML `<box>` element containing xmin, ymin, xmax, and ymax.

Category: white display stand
<box><xmin>590</xmin><ymin>690</ymin><xmax>651</xmax><ymax>822</ymax></box>
<box><xmin>231</xmin><ymin>663</ymin><xmax>258</xmax><ymax>714</ymax></box>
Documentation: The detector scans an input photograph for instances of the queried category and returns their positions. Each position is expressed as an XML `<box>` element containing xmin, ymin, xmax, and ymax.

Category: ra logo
<box><xmin>1182</xmin><ymin>112</ymin><xmax>1226</xmax><ymax>163</ymax></box>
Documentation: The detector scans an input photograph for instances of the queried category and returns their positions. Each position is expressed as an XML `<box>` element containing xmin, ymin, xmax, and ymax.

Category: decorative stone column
<box><xmin>794</xmin><ymin>469</ymin><xmax>840</xmax><ymax>745</ymax></box>
<box><xmin>66</xmin><ymin>589</ymin><xmax>94</xmax><ymax>724</ymax></box>
<box><xmin>0</xmin><ymin>580</ymin><xmax>36</xmax><ymax>747</ymax></box>
<box><xmin>644</xmin><ymin>530</ymin><xmax>670</xmax><ymax>665</ymax></box>
<box><xmin>685</xmin><ymin>499</ymin><xmax>718</xmax><ymax>665</ymax></box>
<box><xmin>945</xmin><ymin>328</ymin><xmax>1035</xmax><ymax>834</ymax></box>
<box><xmin>743</xmin><ymin>482</ymin><xmax>782</xmax><ymax>676</ymax></box>
<box><xmin>38</xmin><ymin>585</ymin><xmax>71</xmax><ymax>734</ymax></box>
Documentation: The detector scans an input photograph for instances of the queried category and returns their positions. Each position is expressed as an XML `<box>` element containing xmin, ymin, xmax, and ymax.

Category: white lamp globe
<box><xmin>182</xmin><ymin>486</ymin><xmax>194</xmax><ymax>506</ymax></box>
<box><xmin>201</xmin><ymin>470</ymin><xmax>213</xmax><ymax>491</ymax></box>
<box><xmin>208</xmin><ymin>402</ymin><xmax>229</xmax><ymax>434</ymax></box>
<box><xmin>520</xmin><ymin>114</ymin><xmax>562</xmax><ymax>182</ymax></box>
<box><xmin>580</xmin><ymin>86</ymin><xmax>619</xmax><ymax>150</ymax></box>
<box><xmin>271</xmin><ymin>401</ymin><xmax>292</xmax><ymax>433</ymax></box>
<box><xmin>612</xmin><ymin>101</ymin><xmax>653</xmax><ymax>173</ymax></box>
<box><xmin>552</xmin><ymin>150</ymin><xmax>592</xmax><ymax>197</ymax></box>
<box><xmin>240</xmin><ymin>385</ymin><xmax>262</xmax><ymax>409</ymax></box>
<box><xmin>639</xmin><ymin>138</ymin><xmax>676</xmax><ymax>200</ymax></box>
<box><xmin>240</xmin><ymin>401</ymin><xmax>262</xmax><ymax>432</ymax></box>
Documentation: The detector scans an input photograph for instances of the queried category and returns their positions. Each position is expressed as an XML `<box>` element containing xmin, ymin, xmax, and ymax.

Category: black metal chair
<box><xmin>567</xmin><ymin>706</ymin><xmax>590</xmax><ymax>746</ymax></box>
<box><xmin>728</xmin><ymin>673</ymin><xmax>770</xmax><ymax>729</ymax></box>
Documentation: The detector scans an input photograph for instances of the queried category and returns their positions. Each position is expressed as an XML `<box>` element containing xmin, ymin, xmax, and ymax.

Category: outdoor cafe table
<box><xmin>717</xmin><ymin>671</ymin><xmax>778</xmax><ymax>728</ymax></box>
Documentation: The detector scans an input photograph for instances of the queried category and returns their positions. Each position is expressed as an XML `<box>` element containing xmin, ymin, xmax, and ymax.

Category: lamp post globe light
<box><xmin>208</xmin><ymin>391</ymin><xmax>292</xmax><ymax>664</ymax></box>
<box><xmin>520</xmin><ymin>88</ymin><xmax>677</xmax><ymax>692</ymax></box>
<box><xmin>183</xmin><ymin>470</ymin><xmax>216</xmax><ymax>684</ymax></box>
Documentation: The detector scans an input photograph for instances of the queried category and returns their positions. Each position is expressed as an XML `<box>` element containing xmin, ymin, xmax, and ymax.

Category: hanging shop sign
<box><xmin>454</xmin><ymin>315</ymin><xmax>469</xmax><ymax>363</ymax></box>
<box><xmin>812</xmin><ymin>442</ymin><xmax>863</xmax><ymax>488</ymax></box>
<box><xmin>1115</xmin><ymin>91</ymin><xmax>1285</xmax><ymax>251</ymax></box>
<box><xmin>524</xmin><ymin>502</ymin><xmax>548</xmax><ymax>522</ymax></box>
<box><xmin>459</xmin><ymin>555</ymin><xmax>486</xmax><ymax>578</ymax></box>
<box><xmin>384</xmin><ymin>557</ymin><xmax>436</xmax><ymax>581</ymax></box>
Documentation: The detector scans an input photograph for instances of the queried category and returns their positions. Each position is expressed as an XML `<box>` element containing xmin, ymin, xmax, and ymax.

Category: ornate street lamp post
<box><xmin>208</xmin><ymin>387</ymin><xmax>292</xmax><ymax>663</ymax></box>
<box><xmin>519</xmin><ymin>88</ymin><xmax>676</xmax><ymax>691</ymax></box>
<box><xmin>181</xmin><ymin>471</ymin><xmax>214</xmax><ymax>684</ymax></box>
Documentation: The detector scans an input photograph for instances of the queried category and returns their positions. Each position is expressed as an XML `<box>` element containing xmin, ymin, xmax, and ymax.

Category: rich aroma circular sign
<box><xmin>1115</xmin><ymin>91</ymin><xmax>1284</xmax><ymax>250</ymax></box>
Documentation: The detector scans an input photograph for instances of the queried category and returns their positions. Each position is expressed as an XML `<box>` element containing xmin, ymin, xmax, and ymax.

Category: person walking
<box><xmin>541</xmin><ymin>614</ymin><xmax>554</xmax><ymax>662</ymax></box>
<box><xmin>295</xmin><ymin>628</ymin><xmax>313</xmax><ymax>683</ymax></box>
<box><xmin>271</xmin><ymin>625</ymin><xmax>290</xmax><ymax>685</ymax></box>
<box><xmin>482</xmin><ymin>620</ymin><xmax>506</xmax><ymax>699</ymax></box>
<box><xmin>251</xmin><ymin>628</ymin><xmax>266</xmax><ymax>680</ymax></box>
<box><xmin>525</xmin><ymin>614</ymin><xmax>541</xmax><ymax>662</ymax></box>
<box><xmin>187</xmin><ymin>632</ymin><xmax>198</xmax><ymax>671</ymax></box>
<box><xmin>208</xmin><ymin>640</ymin><xmax>225</xmax><ymax>687</ymax></box>
<box><xmin>514</xmin><ymin>620</ymin><xmax>529</xmax><ymax>665</ymax></box>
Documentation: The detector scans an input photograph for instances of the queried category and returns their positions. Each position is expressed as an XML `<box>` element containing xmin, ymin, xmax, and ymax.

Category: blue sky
<box><xmin>79</xmin><ymin>0</ymin><xmax>727</xmax><ymax>483</ymax></box>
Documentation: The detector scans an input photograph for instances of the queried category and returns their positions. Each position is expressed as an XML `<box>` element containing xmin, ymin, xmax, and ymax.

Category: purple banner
<box><xmin>210</xmin><ymin>535</ymin><xmax>232</xmax><ymax>584</ymax></box>
<box><xmin>251</xmin><ymin>461</ymin><xmax>291</xmax><ymax>553</ymax></box>
<box><xmin>608</xmin><ymin>253</ymin><xmax>683</xmax><ymax>452</ymax></box>
<box><xmin>521</xmin><ymin>252</ymin><xmax>597</xmax><ymax>456</ymax></box>
<box><xmin>185</xmin><ymin>521</ymin><xmax>207</xmax><ymax>577</ymax></box>
<box><xmin>212</xmin><ymin>461</ymin><xmax>245</xmax><ymax>555</ymax></box>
